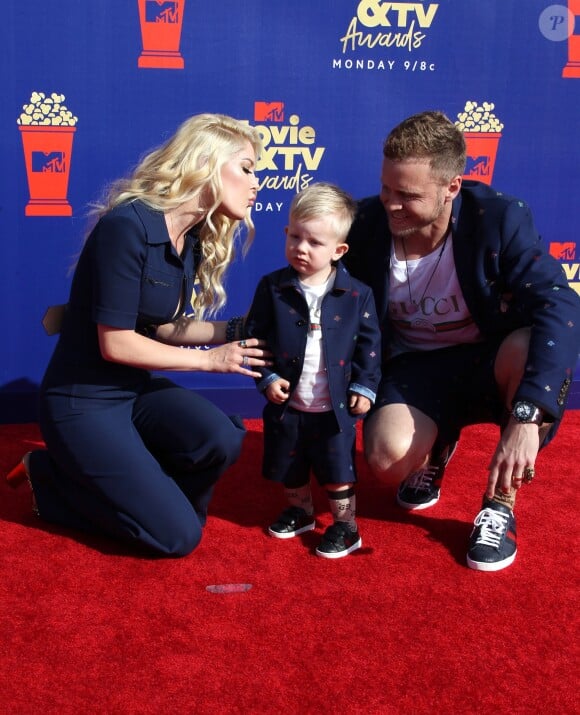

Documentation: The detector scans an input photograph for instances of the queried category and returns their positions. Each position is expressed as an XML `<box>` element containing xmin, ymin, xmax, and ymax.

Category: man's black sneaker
<box><xmin>268</xmin><ymin>506</ymin><xmax>315</xmax><ymax>539</ymax></box>
<box><xmin>396</xmin><ymin>441</ymin><xmax>458</xmax><ymax>510</ymax></box>
<box><xmin>315</xmin><ymin>522</ymin><xmax>362</xmax><ymax>559</ymax></box>
<box><xmin>466</xmin><ymin>500</ymin><xmax>517</xmax><ymax>572</ymax></box>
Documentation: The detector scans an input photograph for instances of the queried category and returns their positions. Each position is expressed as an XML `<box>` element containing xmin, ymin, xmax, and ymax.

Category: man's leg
<box><xmin>363</xmin><ymin>402</ymin><xmax>437</xmax><ymax>484</ymax></box>
<box><xmin>467</xmin><ymin>328</ymin><xmax>548</xmax><ymax>571</ymax></box>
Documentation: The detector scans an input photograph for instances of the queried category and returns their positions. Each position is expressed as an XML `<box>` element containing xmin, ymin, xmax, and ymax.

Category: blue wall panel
<box><xmin>2</xmin><ymin>1</ymin><xmax>579</xmax><ymax>421</ymax></box>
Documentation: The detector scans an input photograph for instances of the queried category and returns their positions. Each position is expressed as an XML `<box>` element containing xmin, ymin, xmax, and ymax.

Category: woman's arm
<box><xmin>98</xmin><ymin>324</ymin><xmax>268</xmax><ymax>376</ymax></box>
<box><xmin>154</xmin><ymin>317</ymin><xmax>228</xmax><ymax>346</ymax></box>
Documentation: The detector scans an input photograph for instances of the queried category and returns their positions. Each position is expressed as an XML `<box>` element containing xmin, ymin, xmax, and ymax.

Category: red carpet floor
<box><xmin>1</xmin><ymin>414</ymin><xmax>578</xmax><ymax>714</ymax></box>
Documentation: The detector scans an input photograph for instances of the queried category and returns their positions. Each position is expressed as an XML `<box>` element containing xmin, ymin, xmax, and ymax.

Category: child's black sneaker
<box><xmin>268</xmin><ymin>506</ymin><xmax>315</xmax><ymax>539</ymax></box>
<box><xmin>466</xmin><ymin>500</ymin><xmax>517</xmax><ymax>572</ymax></box>
<box><xmin>396</xmin><ymin>440</ymin><xmax>458</xmax><ymax>510</ymax></box>
<box><xmin>315</xmin><ymin>522</ymin><xmax>361</xmax><ymax>559</ymax></box>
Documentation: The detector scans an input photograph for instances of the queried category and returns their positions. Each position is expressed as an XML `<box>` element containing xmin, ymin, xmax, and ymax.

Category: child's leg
<box><xmin>263</xmin><ymin>406</ymin><xmax>315</xmax><ymax>538</ymax></box>
<box><xmin>316</xmin><ymin>483</ymin><xmax>362</xmax><ymax>558</ymax></box>
<box><xmin>268</xmin><ymin>476</ymin><xmax>316</xmax><ymax>539</ymax></box>
<box><xmin>326</xmin><ymin>484</ymin><xmax>357</xmax><ymax>532</ymax></box>
<box><xmin>312</xmin><ymin>418</ymin><xmax>362</xmax><ymax>558</ymax></box>
<box><xmin>284</xmin><ymin>480</ymin><xmax>314</xmax><ymax>517</ymax></box>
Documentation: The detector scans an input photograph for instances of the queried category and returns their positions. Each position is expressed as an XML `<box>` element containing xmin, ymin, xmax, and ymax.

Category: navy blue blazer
<box><xmin>245</xmin><ymin>262</ymin><xmax>382</xmax><ymax>431</ymax></box>
<box><xmin>343</xmin><ymin>181</ymin><xmax>580</xmax><ymax>422</ymax></box>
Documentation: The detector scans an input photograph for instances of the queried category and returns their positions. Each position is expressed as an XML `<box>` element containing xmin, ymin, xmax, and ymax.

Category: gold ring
<box><xmin>523</xmin><ymin>466</ymin><xmax>535</xmax><ymax>484</ymax></box>
<box><xmin>239</xmin><ymin>339</ymin><xmax>247</xmax><ymax>348</ymax></box>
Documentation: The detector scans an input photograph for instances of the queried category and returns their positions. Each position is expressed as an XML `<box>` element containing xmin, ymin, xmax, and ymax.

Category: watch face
<box><xmin>515</xmin><ymin>402</ymin><xmax>533</xmax><ymax>421</ymax></box>
<box><xmin>513</xmin><ymin>401</ymin><xmax>541</xmax><ymax>423</ymax></box>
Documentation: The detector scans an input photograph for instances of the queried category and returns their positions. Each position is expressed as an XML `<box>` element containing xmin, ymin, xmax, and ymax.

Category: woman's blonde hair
<box><xmin>93</xmin><ymin>113</ymin><xmax>262</xmax><ymax>319</ymax></box>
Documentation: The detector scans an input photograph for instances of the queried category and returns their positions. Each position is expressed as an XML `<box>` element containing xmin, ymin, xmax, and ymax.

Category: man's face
<box><xmin>380</xmin><ymin>157</ymin><xmax>451</xmax><ymax>239</ymax></box>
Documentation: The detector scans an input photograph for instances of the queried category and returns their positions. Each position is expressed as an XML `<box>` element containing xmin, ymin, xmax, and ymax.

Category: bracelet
<box><xmin>225</xmin><ymin>315</ymin><xmax>244</xmax><ymax>342</ymax></box>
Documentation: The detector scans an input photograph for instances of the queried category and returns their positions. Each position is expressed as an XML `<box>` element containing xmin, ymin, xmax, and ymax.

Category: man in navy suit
<box><xmin>343</xmin><ymin>110</ymin><xmax>580</xmax><ymax>571</ymax></box>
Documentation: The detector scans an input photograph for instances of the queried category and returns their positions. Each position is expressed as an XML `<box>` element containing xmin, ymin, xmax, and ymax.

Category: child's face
<box><xmin>285</xmin><ymin>215</ymin><xmax>348</xmax><ymax>284</ymax></box>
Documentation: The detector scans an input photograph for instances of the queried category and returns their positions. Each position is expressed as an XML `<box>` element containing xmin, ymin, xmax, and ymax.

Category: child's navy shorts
<box><xmin>262</xmin><ymin>405</ymin><xmax>358</xmax><ymax>487</ymax></box>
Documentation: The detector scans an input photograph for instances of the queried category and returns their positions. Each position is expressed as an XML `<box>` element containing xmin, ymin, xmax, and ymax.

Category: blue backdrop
<box><xmin>2</xmin><ymin>1</ymin><xmax>580</xmax><ymax>421</ymax></box>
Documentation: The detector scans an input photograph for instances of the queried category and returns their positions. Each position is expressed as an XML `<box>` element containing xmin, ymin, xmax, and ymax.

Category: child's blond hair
<box><xmin>289</xmin><ymin>182</ymin><xmax>356</xmax><ymax>242</ymax></box>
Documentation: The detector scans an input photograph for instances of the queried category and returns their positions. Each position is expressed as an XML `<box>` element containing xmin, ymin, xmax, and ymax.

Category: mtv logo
<box><xmin>466</xmin><ymin>155</ymin><xmax>490</xmax><ymax>177</ymax></box>
<box><xmin>549</xmin><ymin>242</ymin><xmax>576</xmax><ymax>260</ymax></box>
<box><xmin>146</xmin><ymin>0</ymin><xmax>179</xmax><ymax>23</ymax></box>
<box><xmin>254</xmin><ymin>101</ymin><xmax>284</xmax><ymax>122</ymax></box>
<box><xmin>32</xmin><ymin>151</ymin><xmax>66</xmax><ymax>173</ymax></box>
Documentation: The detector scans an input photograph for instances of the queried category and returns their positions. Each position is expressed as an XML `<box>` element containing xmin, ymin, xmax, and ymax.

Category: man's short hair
<box><xmin>383</xmin><ymin>110</ymin><xmax>466</xmax><ymax>181</ymax></box>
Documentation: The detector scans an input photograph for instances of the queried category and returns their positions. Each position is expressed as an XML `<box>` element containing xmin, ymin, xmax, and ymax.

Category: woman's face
<box><xmin>217</xmin><ymin>140</ymin><xmax>259</xmax><ymax>220</ymax></box>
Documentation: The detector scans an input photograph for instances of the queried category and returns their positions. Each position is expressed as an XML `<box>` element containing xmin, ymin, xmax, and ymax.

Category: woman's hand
<box><xmin>98</xmin><ymin>325</ymin><xmax>270</xmax><ymax>376</ymax></box>
<box><xmin>204</xmin><ymin>338</ymin><xmax>272</xmax><ymax>377</ymax></box>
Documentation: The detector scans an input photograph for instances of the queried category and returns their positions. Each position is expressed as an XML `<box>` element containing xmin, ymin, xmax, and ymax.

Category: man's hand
<box><xmin>486</xmin><ymin>418</ymin><xmax>540</xmax><ymax>498</ymax></box>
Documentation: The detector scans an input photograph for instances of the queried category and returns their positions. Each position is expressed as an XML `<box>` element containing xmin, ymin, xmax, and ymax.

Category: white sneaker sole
<box><xmin>315</xmin><ymin>536</ymin><xmax>362</xmax><ymax>559</ymax></box>
<box><xmin>466</xmin><ymin>549</ymin><xmax>517</xmax><ymax>572</ymax></box>
<box><xmin>396</xmin><ymin>492</ymin><xmax>440</xmax><ymax>510</ymax></box>
<box><xmin>268</xmin><ymin>521</ymin><xmax>316</xmax><ymax>539</ymax></box>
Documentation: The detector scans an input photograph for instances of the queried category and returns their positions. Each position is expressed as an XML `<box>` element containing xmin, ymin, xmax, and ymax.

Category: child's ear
<box><xmin>333</xmin><ymin>242</ymin><xmax>349</xmax><ymax>260</ymax></box>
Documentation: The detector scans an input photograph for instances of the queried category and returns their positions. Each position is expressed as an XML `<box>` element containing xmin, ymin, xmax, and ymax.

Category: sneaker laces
<box><xmin>405</xmin><ymin>464</ymin><xmax>439</xmax><ymax>493</ymax></box>
<box><xmin>472</xmin><ymin>508</ymin><xmax>509</xmax><ymax>549</ymax></box>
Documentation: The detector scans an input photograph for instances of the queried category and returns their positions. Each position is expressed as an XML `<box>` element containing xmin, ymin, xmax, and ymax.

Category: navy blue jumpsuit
<box><xmin>30</xmin><ymin>200</ymin><xmax>245</xmax><ymax>556</ymax></box>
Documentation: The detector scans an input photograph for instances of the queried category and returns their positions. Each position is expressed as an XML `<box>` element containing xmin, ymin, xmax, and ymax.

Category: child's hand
<box><xmin>349</xmin><ymin>393</ymin><xmax>371</xmax><ymax>416</ymax></box>
<box><xmin>266</xmin><ymin>379</ymin><xmax>290</xmax><ymax>404</ymax></box>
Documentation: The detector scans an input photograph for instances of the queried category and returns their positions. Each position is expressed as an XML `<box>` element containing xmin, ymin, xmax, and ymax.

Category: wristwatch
<box><xmin>512</xmin><ymin>400</ymin><xmax>544</xmax><ymax>425</ymax></box>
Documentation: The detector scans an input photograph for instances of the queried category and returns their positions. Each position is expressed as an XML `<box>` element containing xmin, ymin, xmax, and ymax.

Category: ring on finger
<box><xmin>523</xmin><ymin>466</ymin><xmax>535</xmax><ymax>484</ymax></box>
<box><xmin>242</xmin><ymin>355</ymin><xmax>249</xmax><ymax>367</ymax></box>
<box><xmin>239</xmin><ymin>339</ymin><xmax>247</xmax><ymax>348</ymax></box>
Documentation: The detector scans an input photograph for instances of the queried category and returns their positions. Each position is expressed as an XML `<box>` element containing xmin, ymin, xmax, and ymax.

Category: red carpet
<box><xmin>1</xmin><ymin>414</ymin><xmax>578</xmax><ymax>714</ymax></box>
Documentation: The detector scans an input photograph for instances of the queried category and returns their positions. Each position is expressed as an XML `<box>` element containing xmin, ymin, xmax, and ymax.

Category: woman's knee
<box><xmin>149</xmin><ymin>518</ymin><xmax>203</xmax><ymax>557</ymax></box>
<box><xmin>207</xmin><ymin>414</ymin><xmax>246</xmax><ymax>466</ymax></box>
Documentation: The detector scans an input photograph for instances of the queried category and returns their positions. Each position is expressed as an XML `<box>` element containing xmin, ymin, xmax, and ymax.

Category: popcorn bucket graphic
<box><xmin>138</xmin><ymin>0</ymin><xmax>185</xmax><ymax>69</ymax></box>
<box><xmin>19</xmin><ymin>125</ymin><xmax>76</xmax><ymax>216</ymax></box>
<box><xmin>462</xmin><ymin>132</ymin><xmax>502</xmax><ymax>185</ymax></box>
<box><xmin>563</xmin><ymin>0</ymin><xmax>580</xmax><ymax>77</ymax></box>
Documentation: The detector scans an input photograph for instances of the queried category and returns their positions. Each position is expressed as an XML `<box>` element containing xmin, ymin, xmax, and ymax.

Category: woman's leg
<box><xmin>33</xmin><ymin>380</ymin><xmax>244</xmax><ymax>556</ymax></box>
<box><xmin>132</xmin><ymin>378</ymin><xmax>246</xmax><ymax>525</ymax></box>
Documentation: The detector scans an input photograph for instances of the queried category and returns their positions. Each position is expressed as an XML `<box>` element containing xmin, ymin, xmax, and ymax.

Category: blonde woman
<box><xmin>7</xmin><ymin>113</ymin><xmax>269</xmax><ymax>557</ymax></box>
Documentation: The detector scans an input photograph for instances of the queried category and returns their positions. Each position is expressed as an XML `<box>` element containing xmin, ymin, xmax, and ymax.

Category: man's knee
<box><xmin>364</xmin><ymin>437</ymin><xmax>413</xmax><ymax>481</ymax></box>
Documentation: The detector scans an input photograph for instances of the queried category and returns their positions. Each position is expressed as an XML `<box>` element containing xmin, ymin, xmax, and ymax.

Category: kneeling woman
<box><xmin>8</xmin><ymin>114</ymin><xmax>269</xmax><ymax>557</ymax></box>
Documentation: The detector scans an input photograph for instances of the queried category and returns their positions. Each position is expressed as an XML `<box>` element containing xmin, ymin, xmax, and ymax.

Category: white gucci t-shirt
<box><xmin>388</xmin><ymin>237</ymin><xmax>482</xmax><ymax>356</ymax></box>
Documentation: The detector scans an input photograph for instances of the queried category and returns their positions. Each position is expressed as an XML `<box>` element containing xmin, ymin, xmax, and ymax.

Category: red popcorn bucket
<box><xmin>137</xmin><ymin>0</ymin><xmax>186</xmax><ymax>69</ymax></box>
<box><xmin>462</xmin><ymin>132</ymin><xmax>502</xmax><ymax>185</ymax></box>
<box><xmin>19</xmin><ymin>125</ymin><xmax>76</xmax><ymax>216</ymax></box>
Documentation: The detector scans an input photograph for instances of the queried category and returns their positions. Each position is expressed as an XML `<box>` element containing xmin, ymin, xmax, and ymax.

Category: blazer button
<box><xmin>291</xmin><ymin>357</ymin><xmax>299</xmax><ymax>365</ymax></box>
<box><xmin>296</xmin><ymin>319</ymin><xmax>307</xmax><ymax>327</ymax></box>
